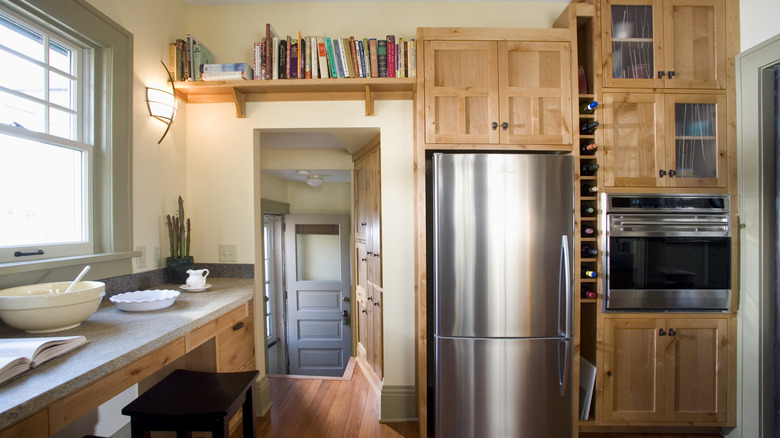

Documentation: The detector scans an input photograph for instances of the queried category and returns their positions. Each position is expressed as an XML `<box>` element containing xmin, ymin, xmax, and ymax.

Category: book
<box><xmin>398</xmin><ymin>38</ymin><xmax>405</xmax><ymax>78</ymax></box>
<box><xmin>265</xmin><ymin>24</ymin><xmax>278</xmax><ymax>80</ymax></box>
<box><xmin>341</xmin><ymin>38</ymin><xmax>354</xmax><ymax>78</ymax></box>
<box><xmin>409</xmin><ymin>39</ymin><xmax>416</xmax><ymax>78</ymax></box>
<box><xmin>317</xmin><ymin>36</ymin><xmax>329</xmax><ymax>78</ymax></box>
<box><xmin>349</xmin><ymin>37</ymin><xmax>360</xmax><ymax>78</ymax></box>
<box><xmin>187</xmin><ymin>34</ymin><xmax>215</xmax><ymax>81</ymax></box>
<box><xmin>201</xmin><ymin>70</ymin><xmax>253</xmax><ymax>80</ymax></box>
<box><xmin>309</xmin><ymin>36</ymin><xmax>317</xmax><ymax>79</ymax></box>
<box><xmin>253</xmin><ymin>42</ymin><xmax>261</xmax><ymax>80</ymax></box>
<box><xmin>324</xmin><ymin>34</ymin><xmax>338</xmax><ymax>78</ymax></box>
<box><xmin>377</xmin><ymin>39</ymin><xmax>387</xmax><ymax>78</ymax></box>
<box><xmin>369</xmin><ymin>38</ymin><xmax>379</xmax><ymax>78</ymax></box>
<box><xmin>272</xmin><ymin>36</ymin><xmax>280</xmax><ymax>80</ymax></box>
<box><xmin>0</xmin><ymin>336</ymin><xmax>87</xmax><ymax>386</ymax></box>
<box><xmin>278</xmin><ymin>39</ymin><xmax>287</xmax><ymax>79</ymax></box>
<box><xmin>357</xmin><ymin>40</ymin><xmax>367</xmax><ymax>79</ymax></box>
<box><xmin>331</xmin><ymin>37</ymin><xmax>344</xmax><ymax>78</ymax></box>
<box><xmin>386</xmin><ymin>35</ymin><xmax>396</xmax><ymax>79</ymax></box>
<box><xmin>286</xmin><ymin>36</ymin><xmax>292</xmax><ymax>78</ymax></box>
<box><xmin>289</xmin><ymin>38</ymin><xmax>299</xmax><ymax>79</ymax></box>
<box><xmin>362</xmin><ymin>38</ymin><xmax>371</xmax><ymax>78</ymax></box>
<box><xmin>201</xmin><ymin>63</ymin><xmax>253</xmax><ymax>73</ymax></box>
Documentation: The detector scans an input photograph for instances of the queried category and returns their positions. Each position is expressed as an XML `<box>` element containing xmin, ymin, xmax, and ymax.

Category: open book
<box><xmin>0</xmin><ymin>336</ymin><xmax>87</xmax><ymax>386</ymax></box>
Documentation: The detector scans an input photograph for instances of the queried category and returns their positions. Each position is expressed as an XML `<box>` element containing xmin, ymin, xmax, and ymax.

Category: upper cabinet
<box><xmin>422</xmin><ymin>29</ymin><xmax>573</xmax><ymax>148</ymax></box>
<box><xmin>602</xmin><ymin>0</ymin><xmax>726</xmax><ymax>89</ymax></box>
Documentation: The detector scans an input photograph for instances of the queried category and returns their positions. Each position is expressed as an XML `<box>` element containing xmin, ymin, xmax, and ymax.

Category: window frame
<box><xmin>0</xmin><ymin>0</ymin><xmax>134</xmax><ymax>287</ymax></box>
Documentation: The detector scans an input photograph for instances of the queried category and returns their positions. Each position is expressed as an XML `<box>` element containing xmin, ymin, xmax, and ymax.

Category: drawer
<box><xmin>217</xmin><ymin>310</ymin><xmax>254</xmax><ymax>372</ymax></box>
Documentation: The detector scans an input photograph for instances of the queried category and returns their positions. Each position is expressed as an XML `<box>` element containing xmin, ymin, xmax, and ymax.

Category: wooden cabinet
<box><xmin>423</xmin><ymin>35</ymin><xmax>573</xmax><ymax>147</ymax></box>
<box><xmin>602</xmin><ymin>91</ymin><xmax>727</xmax><ymax>188</ymax></box>
<box><xmin>602</xmin><ymin>0</ymin><xmax>726</xmax><ymax>89</ymax></box>
<box><xmin>602</xmin><ymin>316</ymin><xmax>729</xmax><ymax>424</ymax></box>
<box><xmin>217</xmin><ymin>303</ymin><xmax>255</xmax><ymax>372</ymax></box>
<box><xmin>353</xmin><ymin>139</ymin><xmax>383</xmax><ymax>382</ymax></box>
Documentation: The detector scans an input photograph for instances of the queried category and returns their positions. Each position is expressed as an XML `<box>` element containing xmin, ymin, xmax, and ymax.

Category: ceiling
<box><xmin>183</xmin><ymin>0</ymin><xmax>558</xmax><ymax>4</ymax></box>
<box><xmin>259</xmin><ymin>127</ymin><xmax>378</xmax><ymax>183</ymax></box>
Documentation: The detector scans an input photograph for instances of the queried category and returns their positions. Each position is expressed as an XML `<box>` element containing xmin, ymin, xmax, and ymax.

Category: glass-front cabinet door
<box><xmin>664</xmin><ymin>93</ymin><xmax>727</xmax><ymax>187</ymax></box>
<box><xmin>602</xmin><ymin>0</ymin><xmax>664</xmax><ymax>88</ymax></box>
<box><xmin>602</xmin><ymin>0</ymin><xmax>726</xmax><ymax>90</ymax></box>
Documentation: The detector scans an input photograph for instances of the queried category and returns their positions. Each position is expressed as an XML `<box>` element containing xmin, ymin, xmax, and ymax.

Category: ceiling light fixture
<box><xmin>306</xmin><ymin>174</ymin><xmax>324</xmax><ymax>188</ymax></box>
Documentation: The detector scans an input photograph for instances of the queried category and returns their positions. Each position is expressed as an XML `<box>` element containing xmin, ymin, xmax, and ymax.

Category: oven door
<box><xmin>604</xmin><ymin>215</ymin><xmax>731</xmax><ymax>312</ymax></box>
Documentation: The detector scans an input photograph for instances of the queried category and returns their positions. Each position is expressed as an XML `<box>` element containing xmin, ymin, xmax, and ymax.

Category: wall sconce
<box><xmin>147</xmin><ymin>61</ymin><xmax>178</xmax><ymax>144</ymax></box>
<box><xmin>297</xmin><ymin>170</ymin><xmax>325</xmax><ymax>188</ymax></box>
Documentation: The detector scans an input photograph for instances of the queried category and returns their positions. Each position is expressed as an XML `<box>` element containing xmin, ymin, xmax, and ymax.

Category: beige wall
<box><xmin>740</xmin><ymin>0</ymin><xmax>780</xmax><ymax>51</ymax></box>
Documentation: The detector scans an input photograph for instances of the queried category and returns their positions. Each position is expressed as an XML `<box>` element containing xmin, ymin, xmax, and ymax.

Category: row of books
<box><xmin>253</xmin><ymin>25</ymin><xmax>416</xmax><ymax>81</ymax></box>
<box><xmin>169</xmin><ymin>34</ymin><xmax>215</xmax><ymax>82</ymax></box>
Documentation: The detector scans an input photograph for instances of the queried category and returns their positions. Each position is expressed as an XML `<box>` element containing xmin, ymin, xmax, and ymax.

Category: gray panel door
<box><xmin>284</xmin><ymin>214</ymin><xmax>351</xmax><ymax>376</ymax></box>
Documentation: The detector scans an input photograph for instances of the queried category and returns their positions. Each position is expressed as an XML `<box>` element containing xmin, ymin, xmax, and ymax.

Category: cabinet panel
<box><xmin>424</xmin><ymin>41</ymin><xmax>499</xmax><ymax>144</ymax></box>
<box><xmin>354</xmin><ymin>159</ymin><xmax>368</xmax><ymax>241</ymax></box>
<box><xmin>603</xmin><ymin>92</ymin><xmax>666</xmax><ymax>187</ymax></box>
<box><xmin>602</xmin><ymin>318</ymin><xmax>664</xmax><ymax>422</ymax></box>
<box><xmin>663</xmin><ymin>0</ymin><xmax>726</xmax><ymax>89</ymax></box>
<box><xmin>499</xmin><ymin>41</ymin><xmax>572</xmax><ymax>145</ymax></box>
<box><xmin>217</xmin><ymin>311</ymin><xmax>254</xmax><ymax>372</ymax></box>
<box><xmin>602</xmin><ymin>0</ymin><xmax>664</xmax><ymax>88</ymax></box>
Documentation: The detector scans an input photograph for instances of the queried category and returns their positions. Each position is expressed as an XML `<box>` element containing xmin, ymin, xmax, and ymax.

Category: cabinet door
<box><xmin>367</xmin><ymin>149</ymin><xmax>382</xmax><ymax>287</ymax></box>
<box><xmin>354</xmin><ymin>158</ymin><xmax>368</xmax><ymax>241</ymax></box>
<box><xmin>602</xmin><ymin>0</ymin><xmax>665</xmax><ymax>88</ymax></box>
<box><xmin>372</xmin><ymin>287</ymin><xmax>384</xmax><ymax>380</ymax></box>
<box><xmin>602</xmin><ymin>317</ymin><xmax>664</xmax><ymax>422</ymax></box>
<box><xmin>499</xmin><ymin>41</ymin><xmax>572</xmax><ymax>146</ymax></box>
<box><xmin>357</xmin><ymin>298</ymin><xmax>369</xmax><ymax>359</ymax></box>
<box><xmin>603</xmin><ymin>92</ymin><xmax>666</xmax><ymax>187</ymax></box>
<box><xmin>662</xmin><ymin>0</ymin><xmax>726</xmax><ymax>89</ymax></box>
<box><xmin>217</xmin><ymin>312</ymin><xmax>254</xmax><ymax>372</ymax></box>
<box><xmin>424</xmin><ymin>40</ymin><xmax>499</xmax><ymax>144</ymax></box>
<box><xmin>664</xmin><ymin>93</ymin><xmax>727</xmax><ymax>187</ymax></box>
<box><xmin>663</xmin><ymin>318</ymin><xmax>728</xmax><ymax>423</ymax></box>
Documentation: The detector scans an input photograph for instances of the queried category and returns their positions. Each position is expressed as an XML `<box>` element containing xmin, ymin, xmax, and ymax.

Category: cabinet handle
<box><xmin>658</xmin><ymin>70</ymin><xmax>665</xmax><ymax>79</ymax></box>
<box><xmin>367</xmin><ymin>251</ymin><xmax>373</xmax><ymax>256</ymax></box>
<box><xmin>669</xmin><ymin>169</ymin><xmax>676</xmax><ymax>177</ymax></box>
<box><xmin>492</xmin><ymin>122</ymin><xmax>498</xmax><ymax>130</ymax></box>
<box><xmin>659</xmin><ymin>328</ymin><xmax>666</xmax><ymax>336</ymax></box>
<box><xmin>659</xmin><ymin>169</ymin><xmax>667</xmax><ymax>177</ymax></box>
<box><xmin>361</xmin><ymin>257</ymin><xmax>367</xmax><ymax>261</ymax></box>
<box><xmin>606</xmin><ymin>371</ymin><xmax>612</xmax><ymax>377</ymax></box>
<box><xmin>668</xmin><ymin>71</ymin><xmax>676</xmax><ymax>79</ymax></box>
<box><xmin>501</xmin><ymin>122</ymin><xmax>508</xmax><ymax>131</ymax></box>
<box><xmin>374</xmin><ymin>301</ymin><xmax>380</xmax><ymax>307</ymax></box>
<box><xmin>373</xmin><ymin>253</ymin><xmax>380</xmax><ymax>258</ymax></box>
<box><xmin>668</xmin><ymin>328</ymin><xmax>676</xmax><ymax>336</ymax></box>
<box><xmin>367</xmin><ymin>296</ymin><xmax>373</xmax><ymax>301</ymax></box>
<box><xmin>233</xmin><ymin>322</ymin><xmax>245</xmax><ymax>331</ymax></box>
<box><xmin>362</xmin><ymin>309</ymin><xmax>367</xmax><ymax>314</ymax></box>
<box><xmin>361</xmin><ymin>222</ymin><xmax>367</xmax><ymax>227</ymax></box>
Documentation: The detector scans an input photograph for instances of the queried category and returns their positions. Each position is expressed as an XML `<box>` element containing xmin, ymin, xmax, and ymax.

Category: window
<box><xmin>0</xmin><ymin>7</ymin><xmax>93</xmax><ymax>262</ymax></box>
<box><xmin>0</xmin><ymin>0</ymin><xmax>132</xmax><ymax>284</ymax></box>
<box><xmin>262</xmin><ymin>220</ymin><xmax>274</xmax><ymax>341</ymax></box>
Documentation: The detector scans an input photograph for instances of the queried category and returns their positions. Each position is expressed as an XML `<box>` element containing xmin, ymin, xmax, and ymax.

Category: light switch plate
<box><xmin>219</xmin><ymin>244</ymin><xmax>237</xmax><ymax>262</ymax></box>
<box><xmin>135</xmin><ymin>246</ymin><xmax>147</xmax><ymax>268</ymax></box>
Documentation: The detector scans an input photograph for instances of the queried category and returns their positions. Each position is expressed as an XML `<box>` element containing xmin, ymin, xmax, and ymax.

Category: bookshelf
<box><xmin>174</xmin><ymin>77</ymin><xmax>415</xmax><ymax>118</ymax></box>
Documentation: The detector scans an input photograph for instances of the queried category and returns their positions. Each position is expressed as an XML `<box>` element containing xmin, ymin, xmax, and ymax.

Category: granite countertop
<box><xmin>0</xmin><ymin>278</ymin><xmax>254</xmax><ymax>430</ymax></box>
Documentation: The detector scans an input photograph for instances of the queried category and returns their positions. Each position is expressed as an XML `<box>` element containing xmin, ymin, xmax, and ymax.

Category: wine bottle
<box><xmin>580</xmin><ymin>121</ymin><xmax>599</xmax><ymax>135</ymax></box>
<box><xmin>581</xmin><ymin>204</ymin><xmax>596</xmax><ymax>216</ymax></box>
<box><xmin>579</xmin><ymin>100</ymin><xmax>598</xmax><ymax>114</ymax></box>
<box><xmin>582</xmin><ymin>226</ymin><xmax>596</xmax><ymax>236</ymax></box>
<box><xmin>580</xmin><ymin>143</ymin><xmax>598</xmax><ymax>155</ymax></box>
<box><xmin>582</xmin><ymin>244</ymin><xmax>598</xmax><ymax>257</ymax></box>
<box><xmin>581</xmin><ymin>288</ymin><xmax>597</xmax><ymax>299</ymax></box>
<box><xmin>581</xmin><ymin>162</ymin><xmax>600</xmax><ymax>176</ymax></box>
<box><xmin>581</xmin><ymin>184</ymin><xmax>598</xmax><ymax>196</ymax></box>
<box><xmin>582</xmin><ymin>268</ymin><xmax>597</xmax><ymax>278</ymax></box>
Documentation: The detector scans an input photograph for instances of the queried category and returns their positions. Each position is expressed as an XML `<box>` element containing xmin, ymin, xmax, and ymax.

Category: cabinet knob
<box><xmin>361</xmin><ymin>257</ymin><xmax>367</xmax><ymax>261</ymax></box>
<box><xmin>362</xmin><ymin>309</ymin><xmax>367</xmax><ymax>314</ymax></box>
<box><xmin>659</xmin><ymin>328</ymin><xmax>667</xmax><ymax>336</ymax></box>
<box><xmin>668</xmin><ymin>328</ymin><xmax>676</xmax><ymax>336</ymax></box>
<box><xmin>658</xmin><ymin>70</ymin><xmax>666</xmax><ymax>79</ymax></box>
<box><xmin>367</xmin><ymin>251</ymin><xmax>373</xmax><ymax>256</ymax></box>
<box><xmin>606</xmin><ymin>371</ymin><xmax>612</xmax><ymax>377</ymax></box>
<box><xmin>361</xmin><ymin>222</ymin><xmax>367</xmax><ymax>227</ymax></box>
<box><xmin>667</xmin><ymin>71</ymin><xmax>676</xmax><ymax>79</ymax></box>
<box><xmin>659</xmin><ymin>169</ymin><xmax>667</xmax><ymax>177</ymax></box>
<box><xmin>669</xmin><ymin>169</ymin><xmax>677</xmax><ymax>177</ymax></box>
<box><xmin>492</xmin><ymin>122</ymin><xmax>498</xmax><ymax>130</ymax></box>
<box><xmin>374</xmin><ymin>301</ymin><xmax>380</xmax><ymax>307</ymax></box>
<box><xmin>501</xmin><ymin>122</ymin><xmax>508</xmax><ymax>131</ymax></box>
<box><xmin>367</xmin><ymin>296</ymin><xmax>373</xmax><ymax>301</ymax></box>
<box><xmin>373</xmin><ymin>253</ymin><xmax>380</xmax><ymax>258</ymax></box>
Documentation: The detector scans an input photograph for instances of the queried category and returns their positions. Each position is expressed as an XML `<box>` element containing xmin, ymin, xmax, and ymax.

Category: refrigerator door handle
<box><xmin>559</xmin><ymin>235</ymin><xmax>572</xmax><ymax>337</ymax></box>
<box><xmin>558</xmin><ymin>338</ymin><xmax>572</xmax><ymax>396</ymax></box>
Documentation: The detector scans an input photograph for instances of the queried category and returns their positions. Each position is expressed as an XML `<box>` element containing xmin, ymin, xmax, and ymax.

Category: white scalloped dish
<box><xmin>110</xmin><ymin>289</ymin><xmax>180</xmax><ymax>312</ymax></box>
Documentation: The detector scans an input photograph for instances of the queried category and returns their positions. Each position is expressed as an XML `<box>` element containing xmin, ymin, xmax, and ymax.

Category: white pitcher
<box><xmin>185</xmin><ymin>269</ymin><xmax>210</xmax><ymax>288</ymax></box>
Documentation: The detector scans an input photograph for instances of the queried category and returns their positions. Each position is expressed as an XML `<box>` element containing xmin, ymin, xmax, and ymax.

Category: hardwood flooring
<box><xmin>255</xmin><ymin>364</ymin><xmax>419</xmax><ymax>438</ymax></box>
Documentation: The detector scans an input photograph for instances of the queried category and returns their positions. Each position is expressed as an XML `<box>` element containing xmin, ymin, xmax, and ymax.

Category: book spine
<box><xmin>169</xmin><ymin>43</ymin><xmax>177</xmax><ymax>79</ymax></box>
<box><xmin>362</xmin><ymin>38</ymin><xmax>370</xmax><ymax>78</ymax></box>
<box><xmin>289</xmin><ymin>39</ymin><xmax>298</xmax><ymax>79</ymax></box>
<box><xmin>398</xmin><ymin>38</ymin><xmax>405</xmax><ymax>78</ymax></box>
<box><xmin>377</xmin><ymin>39</ymin><xmax>387</xmax><ymax>78</ymax></box>
<box><xmin>386</xmin><ymin>35</ymin><xmax>396</xmax><ymax>79</ymax></box>
<box><xmin>202</xmin><ymin>63</ymin><xmax>253</xmax><ymax>72</ymax></box>
<box><xmin>334</xmin><ymin>39</ymin><xmax>345</xmax><ymax>78</ymax></box>
<box><xmin>272</xmin><ymin>37</ymin><xmax>279</xmax><ymax>80</ymax></box>
<box><xmin>286</xmin><ymin>36</ymin><xmax>292</xmax><ymax>79</ymax></box>
<box><xmin>266</xmin><ymin>23</ymin><xmax>277</xmax><ymax>80</ymax></box>
<box><xmin>369</xmin><ymin>38</ymin><xmax>378</xmax><ymax>78</ymax></box>
<box><xmin>410</xmin><ymin>39</ymin><xmax>416</xmax><ymax>78</ymax></box>
<box><xmin>317</xmin><ymin>36</ymin><xmax>329</xmax><ymax>78</ymax></box>
<box><xmin>357</xmin><ymin>40</ymin><xmax>366</xmax><ymax>79</ymax></box>
<box><xmin>309</xmin><ymin>36</ymin><xmax>318</xmax><ymax>79</ymax></box>
<box><xmin>349</xmin><ymin>37</ymin><xmax>360</xmax><ymax>78</ymax></box>
<box><xmin>341</xmin><ymin>38</ymin><xmax>353</xmax><ymax>78</ymax></box>
<box><xmin>297</xmin><ymin>31</ymin><xmax>303</xmax><ymax>79</ymax></box>
<box><xmin>279</xmin><ymin>39</ymin><xmax>287</xmax><ymax>79</ymax></box>
<box><xmin>325</xmin><ymin>35</ymin><xmax>338</xmax><ymax>78</ymax></box>
<box><xmin>201</xmin><ymin>71</ymin><xmax>252</xmax><ymax>80</ymax></box>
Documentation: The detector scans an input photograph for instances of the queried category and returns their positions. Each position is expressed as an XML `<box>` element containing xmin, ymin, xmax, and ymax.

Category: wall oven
<box><xmin>602</xmin><ymin>194</ymin><xmax>732</xmax><ymax>312</ymax></box>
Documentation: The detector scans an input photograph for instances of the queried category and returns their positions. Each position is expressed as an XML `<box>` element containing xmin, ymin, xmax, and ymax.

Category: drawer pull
<box><xmin>233</xmin><ymin>322</ymin><xmax>245</xmax><ymax>331</ymax></box>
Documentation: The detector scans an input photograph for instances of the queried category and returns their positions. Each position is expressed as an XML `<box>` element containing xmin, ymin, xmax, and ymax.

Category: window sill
<box><xmin>0</xmin><ymin>252</ymin><xmax>140</xmax><ymax>289</ymax></box>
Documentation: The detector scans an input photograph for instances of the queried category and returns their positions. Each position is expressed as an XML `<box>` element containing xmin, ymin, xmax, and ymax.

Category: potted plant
<box><xmin>165</xmin><ymin>196</ymin><xmax>193</xmax><ymax>284</ymax></box>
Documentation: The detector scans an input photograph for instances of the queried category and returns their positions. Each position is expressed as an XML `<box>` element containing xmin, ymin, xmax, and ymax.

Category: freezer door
<box><xmin>435</xmin><ymin>336</ymin><xmax>573</xmax><ymax>438</ymax></box>
<box><xmin>433</xmin><ymin>153</ymin><xmax>574</xmax><ymax>338</ymax></box>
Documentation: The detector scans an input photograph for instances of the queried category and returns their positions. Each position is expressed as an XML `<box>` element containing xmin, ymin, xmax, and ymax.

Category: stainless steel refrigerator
<box><xmin>432</xmin><ymin>153</ymin><xmax>573</xmax><ymax>438</ymax></box>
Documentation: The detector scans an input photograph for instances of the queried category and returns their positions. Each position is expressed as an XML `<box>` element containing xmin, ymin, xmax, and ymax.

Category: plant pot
<box><xmin>166</xmin><ymin>257</ymin><xmax>194</xmax><ymax>284</ymax></box>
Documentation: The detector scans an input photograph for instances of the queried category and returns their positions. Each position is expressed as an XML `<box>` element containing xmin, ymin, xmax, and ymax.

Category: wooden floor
<box><xmin>255</xmin><ymin>364</ymin><xmax>419</xmax><ymax>438</ymax></box>
<box><xmin>251</xmin><ymin>365</ymin><xmax>722</xmax><ymax>438</ymax></box>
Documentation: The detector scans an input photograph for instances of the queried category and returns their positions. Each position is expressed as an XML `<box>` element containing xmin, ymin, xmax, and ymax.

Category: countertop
<box><xmin>0</xmin><ymin>278</ymin><xmax>254</xmax><ymax>429</ymax></box>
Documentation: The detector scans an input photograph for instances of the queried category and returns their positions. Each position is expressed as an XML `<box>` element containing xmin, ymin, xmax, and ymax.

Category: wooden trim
<box><xmin>418</xmin><ymin>27</ymin><xmax>571</xmax><ymax>42</ymax></box>
<box><xmin>352</xmin><ymin>133</ymin><xmax>381</xmax><ymax>163</ymax></box>
<box><xmin>0</xmin><ymin>410</ymin><xmax>48</xmax><ymax>438</ymax></box>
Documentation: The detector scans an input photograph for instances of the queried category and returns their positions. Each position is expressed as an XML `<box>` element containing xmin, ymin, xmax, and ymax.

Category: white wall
<box><xmin>740</xmin><ymin>0</ymin><xmax>780</xmax><ymax>52</ymax></box>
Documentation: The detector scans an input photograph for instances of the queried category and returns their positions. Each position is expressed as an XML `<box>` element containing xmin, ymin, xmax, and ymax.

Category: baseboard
<box><xmin>380</xmin><ymin>385</ymin><xmax>417</xmax><ymax>422</ymax></box>
<box><xmin>255</xmin><ymin>374</ymin><xmax>272</xmax><ymax>417</ymax></box>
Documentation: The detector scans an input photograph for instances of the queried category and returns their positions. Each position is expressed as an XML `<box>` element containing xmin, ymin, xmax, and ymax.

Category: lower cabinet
<box><xmin>602</xmin><ymin>316</ymin><xmax>730</xmax><ymax>424</ymax></box>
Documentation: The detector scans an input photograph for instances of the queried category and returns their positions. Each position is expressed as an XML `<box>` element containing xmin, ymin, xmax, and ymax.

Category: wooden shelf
<box><xmin>174</xmin><ymin>77</ymin><xmax>416</xmax><ymax>118</ymax></box>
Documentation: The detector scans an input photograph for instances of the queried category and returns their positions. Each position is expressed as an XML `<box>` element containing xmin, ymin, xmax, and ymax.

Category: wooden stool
<box><xmin>122</xmin><ymin>369</ymin><xmax>259</xmax><ymax>438</ymax></box>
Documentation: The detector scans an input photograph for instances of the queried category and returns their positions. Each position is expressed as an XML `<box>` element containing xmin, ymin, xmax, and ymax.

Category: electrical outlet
<box><xmin>135</xmin><ymin>246</ymin><xmax>147</xmax><ymax>268</ymax></box>
<box><xmin>153</xmin><ymin>247</ymin><xmax>161</xmax><ymax>267</ymax></box>
<box><xmin>219</xmin><ymin>244</ymin><xmax>237</xmax><ymax>262</ymax></box>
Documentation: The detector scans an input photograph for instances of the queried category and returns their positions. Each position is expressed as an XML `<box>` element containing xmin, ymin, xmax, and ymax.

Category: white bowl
<box><xmin>0</xmin><ymin>281</ymin><xmax>105</xmax><ymax>333</ymax></box>
<box><xmin>110</xmin><ymin>289</ymin><xmax>180</xmax><ymax>312</ymax></box>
